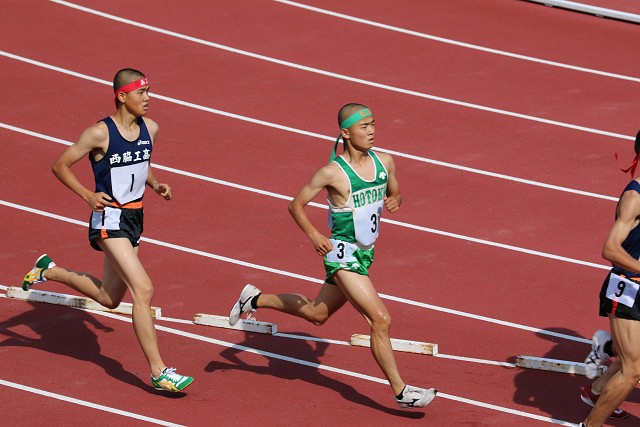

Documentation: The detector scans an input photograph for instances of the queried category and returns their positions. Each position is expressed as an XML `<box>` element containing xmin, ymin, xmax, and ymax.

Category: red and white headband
<box><xmin>114</xmin><ymin>77</ymin><xmax>149</xmax><ymax>97</ymax></box>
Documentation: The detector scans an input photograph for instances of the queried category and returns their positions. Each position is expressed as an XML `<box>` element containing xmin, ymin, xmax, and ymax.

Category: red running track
<box><xmin>1</xmin><ymin>1</ymin><xmax>639</xmax><ymax>425</ymax></box>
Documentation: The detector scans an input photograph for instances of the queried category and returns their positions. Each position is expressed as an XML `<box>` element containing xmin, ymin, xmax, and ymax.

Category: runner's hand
<box><xmin>310</xmin><ymin>232</ymin><xmax>333</xmax><ymax>256</ymax></box>
<box><xmin>384</xmin><ymin>195</ymin><xmax>400</xmax><ymax>213</ymax></box>
<box><xmin>87</xmin><ymin>192</ymin><xmax>113</xmax><ymax>211</ymax></box>
<box><xmin>153</xmin><ymin>182</ymin><xmax>172</xmax><ymax>200</ymax></box>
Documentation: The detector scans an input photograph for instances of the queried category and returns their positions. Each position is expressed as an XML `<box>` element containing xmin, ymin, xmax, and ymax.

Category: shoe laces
<box><xmin>402</xmin><ymin>385</ymin><xmax>424</xmax><ymax>399</ymax></box>
<box><xmin>162</xmin><ymin>367</ymin><xmax>181</xmax><ymax>380</ymax></box>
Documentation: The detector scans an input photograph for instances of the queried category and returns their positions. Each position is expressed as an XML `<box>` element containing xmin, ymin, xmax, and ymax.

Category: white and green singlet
<box><xmin>323</xmin><ymin>150</ymin><xmax>388</xmax><ymax>283</ymax></box>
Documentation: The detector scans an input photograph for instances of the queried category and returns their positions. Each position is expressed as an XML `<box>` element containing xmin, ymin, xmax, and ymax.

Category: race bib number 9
<box><xmin>605</xmin><ymin>273</ymin><xmax>640</xmax><ymax>308</ymax></box>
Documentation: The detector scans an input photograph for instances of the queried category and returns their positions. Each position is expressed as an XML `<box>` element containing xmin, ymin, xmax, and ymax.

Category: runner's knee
<box><xmin>100</xmin><ymin>299</ymin><xmax>121</xmax><ymax>310</ymax></box>
<box><xmin>370</xmin><ymin>312</ymin><xmax>391</xmax><ymax>331</ymax></box>
<box><xmin>90</xmin><ymin>286</ymin><xmax>124</xmax><ymax>310</ymax></box>
<box><xmin>131</xmin><ymin>280</ymin><xmax>154</xmax><ymax>303</ymax></box>
<box><xmin>620</xmin><ymin>359</ymin><xmax>640</xmax><ymax>381</ymax></box>
<box><xmin>307</xmin><ymin>311</ymin><xmax>330</xmax><ymax>326</ymax></box>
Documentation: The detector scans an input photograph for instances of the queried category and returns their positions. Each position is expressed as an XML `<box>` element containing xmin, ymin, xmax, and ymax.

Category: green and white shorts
<box><xmin>323</xmin><ymin>239</ymin><xmax>375</xmax><ymax>285</ymax></box>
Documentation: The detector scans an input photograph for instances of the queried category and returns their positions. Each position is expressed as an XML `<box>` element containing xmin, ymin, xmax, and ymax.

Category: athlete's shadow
<box><xmin>511</xmin><ymin>327</ymin><xmax>640</xmax><ymax>424</ymax></box>
<box><xmin>0</xmin><ymin>301</ymin><xmax>181</xmax><ymax>396</ymax></box>
<box><xmin>205</xmin><ymin>331</ymin><xmax>424</xmax><ymax>418</ymax></box>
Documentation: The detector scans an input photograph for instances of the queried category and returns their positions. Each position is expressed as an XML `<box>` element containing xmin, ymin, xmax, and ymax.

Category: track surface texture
<box><xmin>1</xmin><ymin>1</ymin><xmax>639</xmax><ymax>426</ymax></box>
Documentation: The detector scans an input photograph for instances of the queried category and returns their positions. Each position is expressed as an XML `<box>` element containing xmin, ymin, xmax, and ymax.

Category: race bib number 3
<box><xmin>325</xmin><ymin>239</ymin><xmax>358</xmax><ymax>264</ymax></box>
<box><xmin>606</xmin><ymin>273</ymin><xmax>640</xmax><ymax>308</ymax></box>
<box><xmin>353</xmin><ymin>202</ymin><xmax>383</xmax><ymax>246</ymax></box>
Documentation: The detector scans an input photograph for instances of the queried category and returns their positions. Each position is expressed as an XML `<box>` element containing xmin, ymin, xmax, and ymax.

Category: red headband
<box><xmin>615</xmin><ymin>151</ymin><xmax>640</xmax><ymax>177</ymax></box>
<box><xmin>114</xmin><ymin>77</ymin><xmax>149</xmax><ymax>97</ymax></box>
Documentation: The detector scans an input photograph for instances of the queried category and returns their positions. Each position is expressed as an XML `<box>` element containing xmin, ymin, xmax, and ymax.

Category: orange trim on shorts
<box><xmin>100</xmin><ymin>229</ymin><xmax>108</xmax><ymax>239</ymax></box>
<box><xmin>610</xmin><ymin>273</ymin><xmax>640</xmax><ymax>315</ymax></box>
<box><xmin>110</xmin><ymin>201</ymin><xmax>143</xmax><ymax>209</ymax></box>
<box><xmin>617</xmin><ymin>273</ymin><xmax>640</xmax><ymax>282</ymax></box>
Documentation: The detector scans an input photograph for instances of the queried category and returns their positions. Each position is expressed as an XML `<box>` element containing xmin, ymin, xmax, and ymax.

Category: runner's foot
<box><xmin>229</xmin><ymin>284</ymin><xmax>261</xmax><ymax>326</ymax></box>
<box><xmin>22</xmin><ymin>254</ymin><xmax>56</xmax><ymax>291</ymax></box>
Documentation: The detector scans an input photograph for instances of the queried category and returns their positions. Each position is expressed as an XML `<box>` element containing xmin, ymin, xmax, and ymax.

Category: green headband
<box><xmin>340</xmin><ymin>108</ymin><xmax>372</xmax><ymax>129</ymax></box>
<box><xmin>330</xmin><ymin>108</ymin><xmax>372</xmax><ymax>162</ymax></box>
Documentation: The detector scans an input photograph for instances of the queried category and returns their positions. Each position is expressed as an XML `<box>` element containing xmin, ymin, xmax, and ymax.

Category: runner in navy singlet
<box><xmin>87</xmin><ymin>115</ymin><xmax>153</xmax><ymax>250</ymax></box>
<box><xmin>22</xmin><ymin>68</ymin><xmax>193</xmax><ymax>392</ymax></box>
<box><xmin>581</xmin><ymin>135</ymin><xmax>640</xmax><ymax>426</ymax></box>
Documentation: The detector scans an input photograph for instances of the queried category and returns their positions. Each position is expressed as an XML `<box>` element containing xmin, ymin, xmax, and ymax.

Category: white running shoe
<box><xmin>396</xmin><ymin>385</ymin><xmax>437</xmax><ymax>409</ymax></box>
<box><xmin>584</xmin><ymin>330</ymin><xmax>611</xmax><ymax>379</ymax></box>
<box><xmin>229</xmin><ymin>284</ymin><xmax>261</xmax><ymax>326</ymax></box>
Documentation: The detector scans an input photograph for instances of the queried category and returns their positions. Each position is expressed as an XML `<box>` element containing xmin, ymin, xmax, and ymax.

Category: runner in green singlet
<box><xmin>229</xmin><ymin>103</ymin><xmax>437</xmax><ymax>409</ymax></box>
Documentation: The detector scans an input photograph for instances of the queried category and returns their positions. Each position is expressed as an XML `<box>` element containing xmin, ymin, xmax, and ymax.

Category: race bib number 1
<box><xmin>605</xmin><ymin>273</ymin><xmax>640</xmax><ymax>308</ymax></box>
<box><xmin>90</xmin><ymin>206</ymin><xmax>122</xmax><ymax>230</ymax></box>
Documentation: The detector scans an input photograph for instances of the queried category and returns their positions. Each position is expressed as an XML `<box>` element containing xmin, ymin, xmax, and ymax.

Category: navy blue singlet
<box><xmin>612</xmin><ymin>180</ymin><xmax>640</xmax><ymax>278</ymax></box>
<box><xmin>90</xmin><ymin>117</ymin><xmax>153</xmax><ymax>205</ymax></box>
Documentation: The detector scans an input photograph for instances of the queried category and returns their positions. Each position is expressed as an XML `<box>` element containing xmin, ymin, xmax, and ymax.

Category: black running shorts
<box><xmin>599</xmin><ymin>270</ymin><xmax>640</xmax><ymax>321</ymax></box>
<box><xmin>88</xmin><ymin>206</ymin><xmax>144</xmax><ymax>251</ymax></box>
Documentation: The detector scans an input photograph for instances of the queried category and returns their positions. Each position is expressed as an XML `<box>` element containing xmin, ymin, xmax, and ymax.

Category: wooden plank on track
<box><xmin>523</xmin><ymin>0</ymin><xmax>640</xmax><ymax>24</ymax></box>
<box><xmin>194</xmin><ymin>314</ymin><xmax>277</xmax><ymax>334</ymax></box>
<box><xmin>6</xmin><ymin>287</ymin><xmax>162</xmax><ymax>318</ymax></box>
<box><xmin>515</xmin><ymin>355</ymin><xmax>606</xmax><ymax>376</ymax></box>
<box><xmin>350</xmin><ymin>334</ymin><xmax>438</xmax><ymax>355</ymax></box>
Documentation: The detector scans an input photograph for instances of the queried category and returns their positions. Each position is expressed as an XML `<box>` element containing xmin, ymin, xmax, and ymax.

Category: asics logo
<box><xmin>239</xmin><ymin>297</ymin><xmax>252</xmax><ymax>312</ymax></box>
<box><xmin>157</xmin><ymin>379</ymin><xmax>179</xmax><ymax>391</ymax></box>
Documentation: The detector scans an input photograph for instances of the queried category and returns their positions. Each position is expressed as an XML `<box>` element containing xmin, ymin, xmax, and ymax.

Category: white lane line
<box><xmin>437</xmin><ymin>391</ymin><xmax>577</xmax><ymax>426</ymax></box>
<box><xmin>3</xmin><ymin>293</ymin><xmax>548</xmax><ymax>422</ymax></box>
<box><xmin>274</xmin><ymin>0</ymin><xmax>640</xmax><ymax>83</ymax></box>
<box><xmin>46</xmin><ymin>0</ymin><xmax>633</xmax><ymax>141</ymax></box>
<box><xmin>144</xmin><ymin>314</ymin><xmax>519</xmax><ymax>367</ymax></box>
<box><xmin>380</xmin><ymin>217</ymin><xmax>609</xmax><ymax>271</ymax></box>
<box><xmin>270</xmin><ymin>332</ymin><xmax>517</xmax><ymax>367</ymax></box>
<box><xmin>0</xmin><ymin>199</ymin><xmax>593</xmax><ymax>344</ymax></box>
<box><xmin>0</xmin><ymin>57</ymin><xmax>624</xmax><ymax>203</ymax></box>
<box><xmin>88</xmin><ymin>308</ymin><xmax>578</xmax><ymax>426</ymax></box>
<box><xmin>434</xmin><ymin>353</ymin><xmax>516</xmax><ymax>368</ymax></box>
<box><xmin>0</xmin><ymin>292</ymin><xmax>521</xmax><ymax>368</ymax></box>
<box><xmin>0</xmin><ymin>121</ymin><xmax>612</xmax><ymax>272</ymax></box>
<box><xmin>0</xmin><ymin>123</ymin><xmax>616</xmax><ymax>271</ymax></box>
<box><xmin>0</xmin><ymin>379</ymin><xmax>185</xmax><ymax>426</ymax></box>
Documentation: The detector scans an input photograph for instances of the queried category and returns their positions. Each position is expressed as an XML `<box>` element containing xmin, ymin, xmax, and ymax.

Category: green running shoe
<box><xmin>22</xmin><ymin>254</ymin><xmax>56</xmax><ymax>291</ymax></box>
<box><xmin>151</xmin><ymin>367</ymin><xmax>194</xmax><ymax>392</ymax></box>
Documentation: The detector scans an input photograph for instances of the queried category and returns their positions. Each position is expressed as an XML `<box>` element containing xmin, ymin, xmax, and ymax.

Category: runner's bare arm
<box><xmin>379</xmin><ymin>153</ymin><xmax>402</xmax><ymax>213</ymax></box>
<box><xmin>142</xmin><ymin>119</ymin><xmax>171</xmax><ymax>200</ymax></box>
<box><xmin>146</xmin><ymin>165</ymin><xmax>172</xmax><ymax>200</ymax></box>
<box><xmin>603</xmin><ymin>190</ymin><xmax>640</xmax><ymax>274</ymax></box>
<box><xmin>52</xmin><ymin>123</ymin><xmax>112</xmax><ymax>211</ymax></box>
<box><xmin>143</xmin><ymin>117</ymin><xmax>159</xmax><ymax>142</ymax></box>
<box><xmin>289</xmin><ymin>164</ymin><xmax>339</xmax><ymax>256</ymax></box>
